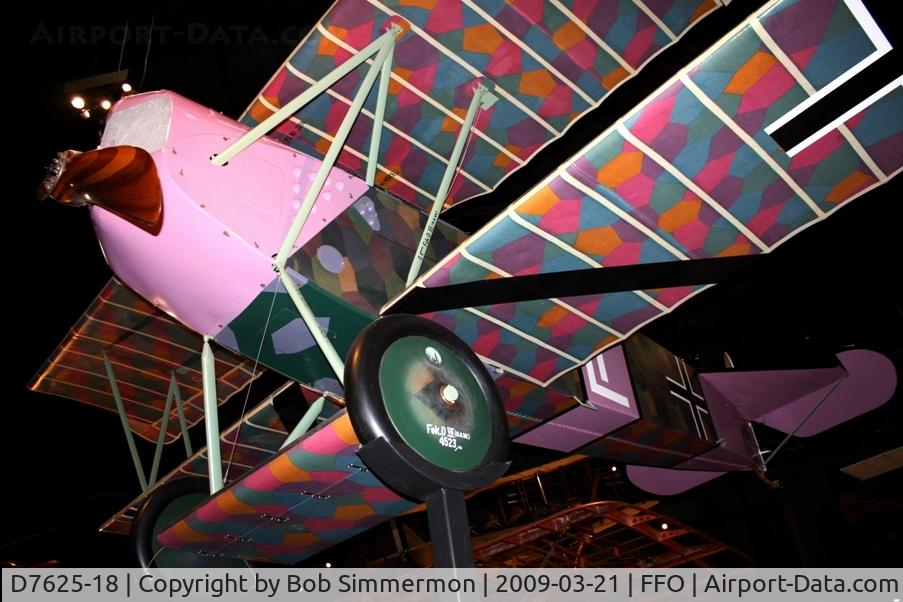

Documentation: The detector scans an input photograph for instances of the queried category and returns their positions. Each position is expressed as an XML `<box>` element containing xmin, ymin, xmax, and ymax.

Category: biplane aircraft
<box><xmin>31</xmin><ymin>0</ymin><xmax>900</xmax><ymax>567</ymax></box>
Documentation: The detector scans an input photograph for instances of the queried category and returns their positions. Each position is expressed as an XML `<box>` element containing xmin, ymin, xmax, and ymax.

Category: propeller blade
<box><xmin>38</xmin><ymin>145</ymin><xmax>163</xmax><ymax>234</ymax></box>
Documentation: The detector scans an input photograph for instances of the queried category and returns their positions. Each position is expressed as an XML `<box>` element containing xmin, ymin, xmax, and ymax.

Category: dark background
<box><xmin>6</xmin><ymin>0</ymin><xmax>901</xmax><ymax>567</ymax></box>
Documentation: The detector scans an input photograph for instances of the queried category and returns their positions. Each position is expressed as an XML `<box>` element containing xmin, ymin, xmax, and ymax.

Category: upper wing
<box><xmin>29</xmin><ymin>279</ymin><xmax>260</xmax><ymax>443</ymax></box>
<box><xmin>386</xmin><ymin>0</ymin><xmax>903</xmax><ymax>387</ymax></box>
<box><xmin>240</xmin><ymin>0</ymin><xmax>723</xmax><ymax>211</ymax></box>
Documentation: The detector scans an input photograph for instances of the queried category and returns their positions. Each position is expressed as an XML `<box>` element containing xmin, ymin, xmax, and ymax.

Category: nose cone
<box><xmin>38</xmin><ymin>145</ymin><xmax>163</xmax><ymax>234</ymax></box>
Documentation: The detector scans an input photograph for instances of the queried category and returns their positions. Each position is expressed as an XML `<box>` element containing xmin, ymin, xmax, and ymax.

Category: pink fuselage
<box><xmin>91</xmin><ymin>91</ymin><xmax>370</xmax><ymax>336</ymax></box>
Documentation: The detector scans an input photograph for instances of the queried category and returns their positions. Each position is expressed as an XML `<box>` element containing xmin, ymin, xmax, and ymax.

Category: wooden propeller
<box><xmin>38</xmin><ymin>145</ymin><xmax>163</xmax><ymax>235</ymax></box>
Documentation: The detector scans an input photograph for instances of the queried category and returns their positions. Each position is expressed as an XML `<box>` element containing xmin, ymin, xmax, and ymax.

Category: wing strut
<box><xmin>365</xmin><ymin>36</ymin><xmax>395</xmax><ymax>187</ymax></box>
<box><xmin>201</xmin><ymin>336</ymin><xmax>224</xmax><ymax>494</ymax></box>
<box><xmin>147</xmin><ymin>375</ymin><xmax>176</xmax><ymax>486</ymax></box>
<box><xmin>272</xmin><ymin>24</ymin><xmax>402</xmax><ymax>268</ymax></box>
<box><xmin>276</xmin><ymin>266</ymin><xmax>347</xmax><ymax>383</ymax></box>
<box><xmin>211</xmin><ymin>26</ymin><xmax>401</xmax><ymax>167</ymax></box>
<box><xmin>763</xmin><ymin>373</ymin><xmax>848</xmax><ymax>467</ymax></box>
<box><xmin>103</xmin><ymin>351</ymin><xmax>148</xmax><ymax>491</ymax></box>
<box><xmin>263</xmin><ymin>21</ymin><xmax>404</xmax><ymax>385</ymax></box>
<box><xmin>170</xmin><ymin>372</ymin><xmax>193</xmax><ymax>458</ymax></box>
<box><xmin>405</xmin><ymin>82</ymin><xmax>497</xmax><ymax>286</ymax></box>
<box><xmin>103</xmin><ymin>354</ymin><xmax>195</xmax><ymax>492</ymax></box>
<box><xmin>280</xmin><ymin>394</ymin><xmax>326</xmax><ymax>449</ymax></box>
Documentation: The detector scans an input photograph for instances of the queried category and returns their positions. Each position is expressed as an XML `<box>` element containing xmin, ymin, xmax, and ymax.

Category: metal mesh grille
<box><xmin>100</xmin><ymin>95</ymin><xmax>171</xmax><ymax>153</ymax></box>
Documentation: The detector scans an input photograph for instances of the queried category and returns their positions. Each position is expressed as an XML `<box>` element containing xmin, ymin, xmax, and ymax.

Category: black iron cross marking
<box><xmin>665</xmin><ymin>356</ymin><xmax>713</xmax><ymax>442</ymax></box>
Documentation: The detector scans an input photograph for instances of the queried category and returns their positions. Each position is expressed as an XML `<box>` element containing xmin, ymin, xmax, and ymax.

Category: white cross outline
<box><xmin>585</xmin><ymin>354</ymin><xmax>631</xmax><ymax>408</ymax></box>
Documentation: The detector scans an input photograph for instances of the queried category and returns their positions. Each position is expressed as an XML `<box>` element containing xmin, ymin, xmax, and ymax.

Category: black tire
<box><xmin>344</xmin><ymin>314</ymin><xmax>508</xmax><ymax>492</ymax></box>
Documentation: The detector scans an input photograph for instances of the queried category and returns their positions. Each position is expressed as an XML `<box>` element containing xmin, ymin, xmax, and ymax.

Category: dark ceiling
<box><xmin>7</xmin><ymin>0</ymin><xmax>901</xmax><ymax>567</ymax></box>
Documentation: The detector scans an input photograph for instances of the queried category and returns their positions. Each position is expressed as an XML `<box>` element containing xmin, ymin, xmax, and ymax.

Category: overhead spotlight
<box><xmin>70</xmin><ymin>96</ymin><xmax>86</xmax><ymax>110</ymax></box>
<box><xmin>100</xmin><ymin>99</ymin><xmax>112</xmax><ymax>110</ymax></box>
<box><xmin>660</xmin><ymin>522</ymin><xmax>669</xmax><ymax>530</ymax></box>
<box><xmin>121</xmin><ymin>82</ymin><xmax>133</xmax><ymax>93</ymax></box>
<box><xmin>80</xmin><ymin>109</ymin><xmax>92</xmax><ymax>119</ymax></box>
<box><xmin>325</xmin><ymin>562</ymin><xmax>332</xmax><ymax>568</ymax></box>
<box><xmin>610</xmin><ymin>466</ymin><xmax>618</xmax><ymax>472</ymax></box>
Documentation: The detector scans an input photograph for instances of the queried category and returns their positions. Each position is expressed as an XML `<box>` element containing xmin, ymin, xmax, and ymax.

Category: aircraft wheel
<box><xmin>130</xmin><ymin>477</ymin><xmax>246</xmax><ymax>568</ymax></box>
<box><xmin>344</xmin><ymin>314</ymin><xmax>508</xmax><ymax>495</ymax></box>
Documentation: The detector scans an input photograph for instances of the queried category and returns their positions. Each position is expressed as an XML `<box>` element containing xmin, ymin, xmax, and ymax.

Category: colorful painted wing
<box><xmin>157</xmin><ymin>411</ymin><xmax>414</xmax><ymax>565</ymax></box>
<box><xmin>148</xmin><ymin>382</ymin><xmax>576</xmax><ymax>562</ymax></box>
<box><xmin>29</xmin><ymin>279</ymin><xmax>260</xmax><ymax>443</ymax></box>
<box><xmin>386</xmin><ymin>0</ymin><xmax>902</xmax><ymax>388</ymax></box>
<box><xmin>100</xmin><ymin>382</ymin><xmax>336</xmax><ymax>535</ymax></box>
<box><xmin>241</xmin><ymin>0</ymin><xmax>723</xmax><ymax>211</ymax></box>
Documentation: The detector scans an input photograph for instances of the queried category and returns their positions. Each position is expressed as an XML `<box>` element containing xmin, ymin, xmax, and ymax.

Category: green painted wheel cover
<box><xmin>378</xmin><ymin>335</ymin><xmax>491</xmax><ymax>471</ymax></box>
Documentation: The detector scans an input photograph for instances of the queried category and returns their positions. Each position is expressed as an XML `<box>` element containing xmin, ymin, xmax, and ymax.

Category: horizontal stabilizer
<box><xmin>626</xmin><ymin>465</ymin><xmax>725</xmax><ymax>496</ymax></box>
<box><xmin>622</xmin><ymin>348</ymin><xmax>896</xmax><ymax>496</ymax></box>
<box><xmin>701</xmin><ymin>349</ymin><xmax>896</xmax><ymax>437</ymax></box>
<box><xmin>756</xmin><ymin>350</ymin><xmax>895</xmax><ymax>437</ymax></box>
